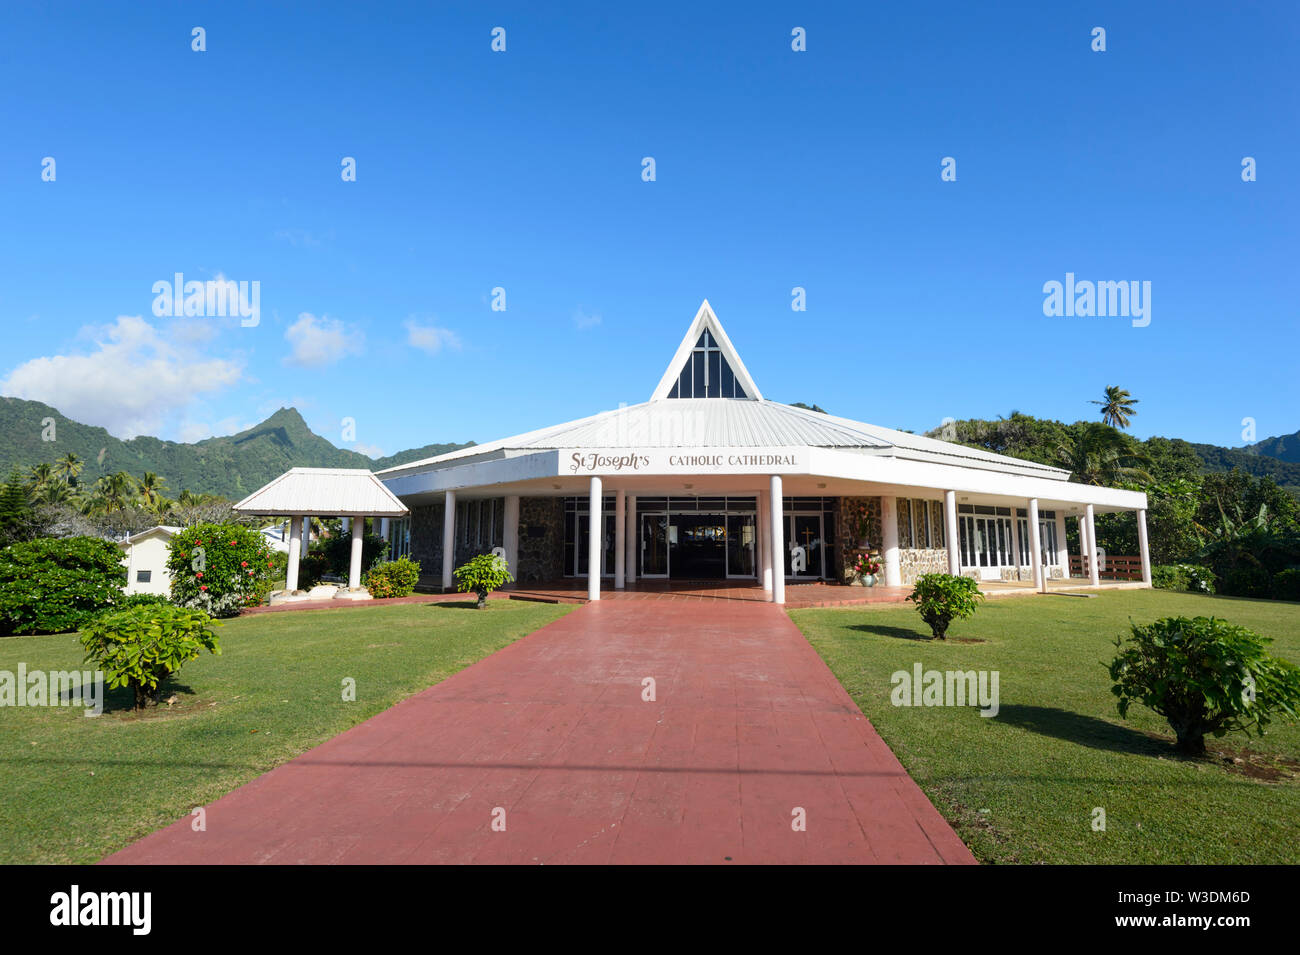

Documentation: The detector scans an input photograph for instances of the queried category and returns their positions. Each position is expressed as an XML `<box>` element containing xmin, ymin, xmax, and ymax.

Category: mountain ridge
<box><xmin>0</xmin><ymin>397</ymin><xmax>473</xmax><ymax>499</ymax></box>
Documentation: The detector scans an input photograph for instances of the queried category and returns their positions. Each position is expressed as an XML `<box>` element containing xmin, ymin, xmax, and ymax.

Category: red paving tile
<box><xmin>102</xmin><ymin>600</ymin><xmax>975</xmax><ymax>865</ymax></box>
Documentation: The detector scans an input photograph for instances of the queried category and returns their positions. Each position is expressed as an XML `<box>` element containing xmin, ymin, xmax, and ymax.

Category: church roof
<box><xmin>377</xmin><ymin>301</ymin><xmax>1070</xmax><ymax>482</ymax></box>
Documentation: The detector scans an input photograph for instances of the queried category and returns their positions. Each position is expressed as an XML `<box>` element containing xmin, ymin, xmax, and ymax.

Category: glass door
<box><xmin>670</xmin><ymin>513</ymin><xmax>727</xmax><ymax>578</ymax></box>
<box><xmin>575</xmin><ymin>513</ymin><xmax>618</xmax><ymax>576</ymax></box>
<box><xmin>640</xmin><ymin>512</ymin><xmax>669</xmax><ymax>577</ymax></box>
<box><xmin>785</xmin><ymin>514</ymin><xmax>824</xmax><ymax>579</ymax></box>
<box><xmin>726</xmin><ymin>513</ymin><xmax>756</xmax><ymax>578</ymax></box>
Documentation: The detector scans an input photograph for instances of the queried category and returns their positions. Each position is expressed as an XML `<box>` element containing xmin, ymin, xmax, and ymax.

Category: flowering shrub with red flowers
<box><xmin>165</xmin><ymin>522</ymin><xmax>275</xmax><ymax>617</ymax></box>
<box><xmin>852</xmin><ymin>552</ymin><xmax>882</xmax><ymax>577</ymax></box>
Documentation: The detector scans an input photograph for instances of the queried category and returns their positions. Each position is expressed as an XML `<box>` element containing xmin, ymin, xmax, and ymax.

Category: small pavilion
<box><xmin>233</xmin><ymin>468</ymin><xmax>410</xmax><ymax>598</ymax></box>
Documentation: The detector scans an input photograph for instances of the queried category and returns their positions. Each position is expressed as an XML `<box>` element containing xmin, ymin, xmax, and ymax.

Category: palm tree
<box><xmin>54</xmin><ymin>452</ymin><xmax>82</xmax><ymax>486</ymax></box>
<box><xmin>32</xmin><ymin>480</ymin><xmax>74</xmax><ymax>506</ymax></box>
<box><xmin>1056</xmin><ymin>423</ymin><xmax>1152</xmax><ymax>487</ymax></box>
<box><xmin>138</xmin><ymin>472</ymin><xmax>169</xmax><ymax>510</ymax></box>
<box><xmin>95</xmin><ymin>471</ymin><xmax>139</xmax><ymax>512</ymax></box>
<box><xmin>27</xmin><ymin>462</ymin><xmax>55</xmax><ymax>494</ymax></box>
<box><xmin>1090</xmin><ymin>386</ymin><xmax>1139</xmax><ymax>429</ymax></box>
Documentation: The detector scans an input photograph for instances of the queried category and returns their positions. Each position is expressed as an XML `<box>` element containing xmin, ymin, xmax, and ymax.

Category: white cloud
<box><xmin>284</xmin><ymin>312</ymin><xmax>364</xmax><ymax>367</ymax></box>
<box><xmin>404</xmin><ymin>319</ymin><xmax>461</xmax><ymax>355</ymax></box>
<box><xmin>573</xmin><ymin>307</ymin><xmax>602</xmax><ymax>330</ymax></box>
<box><xmin>0</xmin><ymin>315</ymin><xmax>243</xmax><ymax>439</ymax></box>
<box><xmin>352</xmin><ymin>442</ymin><xmax>384</xmax><ymax>459</ymax></box>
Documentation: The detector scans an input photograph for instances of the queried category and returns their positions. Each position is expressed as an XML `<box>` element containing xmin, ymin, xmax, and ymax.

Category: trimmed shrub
<box><xmin>0</xmin><ymin>536</ymin><xmax>126</xmax><ymax>635</ymax></box>
<box><xmin>1152</xmin><ymin>563</ymin><xmax>1216</xmax><ymax>595</ymax></box>
<box><xmin>364</xmin><ymin>558</ymin><xmax>421</xmax><ymax>599</ymax></box>
<box><xmin>79</xmin><ymin>605</ymin><xmax>221</xmax><ymax>709</ymax></box>
<box><xmin>453</xmin><ymin>553</ymin><xmax>514</xmax><ymax>608</ymax></box>
<box><xmin>115</xmin><ymin>593</ymin><xmax>173</xmax><ymax>610</ymax></box>
<box><xmin>906</xmin><ymin>573</ymin><xmax>985</xmax><ymax>640</ymax></box>
<box><xmin>1108</xmin><ymin>615</ymin><xmax>1300</xmax><ymax>755</ymax></box>
<box><xmin>166</xmin><ymin>523</ymin><xmax>276</xmax><ymax>617</ymax></box>
<box><xmin>298</xmin><ymin>551</ymin><xmax>332</xmax><ymax>589</ymax></box>
<box><xmin>1272</xmin><ymin>567</ymin><xmax>1300</xmax><ymax>602</ymax></box>
<box><xmin>312</xmin><ymin>527</ymin><xmax>388</xmax><ymax>578</ymax></box>
<box><xmin>1221</xmin><ymin>566</ymin><xmax>1270</xmax><ymax>599</ymax></box>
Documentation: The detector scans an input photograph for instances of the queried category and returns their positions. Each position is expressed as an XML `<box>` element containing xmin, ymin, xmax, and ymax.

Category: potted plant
<box><xmin>851</xmin><ymin>552</ymin><xmax>882</xmax><ymax>587</ymax></box>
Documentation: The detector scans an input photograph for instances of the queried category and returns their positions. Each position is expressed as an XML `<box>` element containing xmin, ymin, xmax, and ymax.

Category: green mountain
<box><xmin>1247</xmin><ymin>429</ymin><xmax>1300</xmax><ymax>463</ymax></box>
<box><xmin>1191</xmin><ymin>440</ymin><xmax>1300</xmax><ymax>491</ymax></box>
<box><xmin>0</xmin><ymin>397</ymin><xmax>472</xmax><ymax>499</ymax></box>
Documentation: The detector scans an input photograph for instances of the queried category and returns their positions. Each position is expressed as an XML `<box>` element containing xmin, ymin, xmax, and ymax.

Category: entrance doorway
<box><xmin>783</xmin><ymin>512</ymin><xmax>825</xmax><ymax>579</ymax></box>
<box><xmin>637</xmin><ymin>508</ymin><xmax>756</xmax><ymax>579</ymax></box>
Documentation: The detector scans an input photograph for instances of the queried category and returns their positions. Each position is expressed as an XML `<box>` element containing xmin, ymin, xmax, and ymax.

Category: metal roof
<box><xmin>233</xmin><ymin>468</ymin><xmax>410</xmax><ymax>517</ymax></box>
<box><xmin>377</xmin><ymin>399</ymin><xmax>1070</xmax><ymax>481</ymax></box>
<box><xmin>375</xmin><ymin>301</ymin><xmax>1070</xmax><ymax>483</ymax></box>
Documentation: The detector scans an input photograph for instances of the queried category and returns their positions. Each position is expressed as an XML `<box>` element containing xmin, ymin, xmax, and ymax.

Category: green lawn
<box><xmin>790</xmin><ymin>590</ymin><xmax>1300</xmax><ymax>865</ymax></box>
<box><xmin>0</xmin><ymin>600</ymin><xmax>571</xmax><ymax>864</ymax></box>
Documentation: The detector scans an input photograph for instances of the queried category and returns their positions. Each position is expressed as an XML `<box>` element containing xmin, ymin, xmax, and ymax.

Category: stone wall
<box><xmin>409</xmin><ymin>503</ymin><xmax>443</xmax><ymax>589</ymax></box>
<box><xmin>408</xmin><ymin>497</ymin><xmax>513</xmax><ymax>590</ymax></box>
<box><xmin>517</xmin><ymin>497</ymin><xmax>564</xmax><ymax>584</ymax></box>
<box><xmin>899</xmin><ymin>548</ymin><xmax>948</xmax><ymax>584</ymax></box>
<box><xmin>834</xmin><ymin>496</ymin><xmax>880</xmax><ymax>582</ymax></box>
<box><xmin>1000</xmin><ymin>565</ymin><xmax>1065</xmax><ymax>581</ymax></box>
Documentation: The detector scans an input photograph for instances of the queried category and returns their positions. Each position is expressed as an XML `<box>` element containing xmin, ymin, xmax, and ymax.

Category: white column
<box><xmin>1054</xmin><ymin>512</ymin><xmax>1069</xmax><ymax>575</ymax></box>
<box><xmin>1076</xmin><ymin>515</ymin><xmax>1088</xmax><ymax>579</ymax></box>
<box><xmin>1137</xmin><ymin>507</ymin><xmax>1152</xmax><ymax>586</ymax></box>
<box><xmin>625</xmin><ymin>494</ymin><xmax>637</xmax><ymax>583</ymax></box>
<box><xmin>614</xmin><ymin>489</ymin><xmax>626</xmax><ymax>589</ymax></box>
<box><xmin>503</xmin><ymin>495</ymin><xmax>520</xmax><ymax>582</ymax></box>
<box><xmin>758</xmin><ymin>489</ymin><xmax>772</xmax><ymax>593</ymax></box>
<box><xmin>1010</xmin><ymin>510</ymin><xmax>1024</xmax><ymax>579</ymax></box>
<box><xmin>286</xmin><ymin>514</ymin><xmax>302</xmax><ymax>592</ymax></box>
<box><xmin>348</xmin><ymin>517</ymin><xmax>363</xmax><ymax>589</ymax></box>
<box><xmin>1085</xmin><ymin>504</ymin><xmax>1100</xmax><ymax>586</ymax></box>
<box><xmin>1028</xmin><ymin>498</ymin><xmax>1045</xmax><ymax>592</ymax></box>
<box><xmin>944</xmin><ymin>490</ymin><xmax>960</xmax><ymax>575</ymax></box>
<box><xmin>341</xmin><ymin>516</ymin><xmax>350</xmax><ymax>534</ymax></box>
<box><xmin>442</xmin><ymin>491</ymin><xmax>456</xmax><ymax>591</ymax></box>
<box><xmin>302</xmin><ymin>515</ymin><xmax>311</xmax><ymax>546</ymax></box>
<box><xmin>588</xmin><ymin>477</ymin><xmax>602</xmax><ymax>600</ymax></box>
<box><xmin>770</xmin><ymin>476</ymin><xmax>785</xmax><ymax>604</ymax></box>
<box><xmin>881</xmin><ymin>496</ymin><xmax>902</xmax><ymax>587</ymax></box>
<box><xmin>379</xmin><ymin>517</ymin><xmax>390</xmax><ymax>540</ymax></box>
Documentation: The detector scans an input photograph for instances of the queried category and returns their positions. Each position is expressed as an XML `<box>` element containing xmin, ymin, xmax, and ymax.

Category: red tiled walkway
<box><xmin>103</xmin><ymin>601</ymin><xmax>974</xmax><ymax>865</ymax></box>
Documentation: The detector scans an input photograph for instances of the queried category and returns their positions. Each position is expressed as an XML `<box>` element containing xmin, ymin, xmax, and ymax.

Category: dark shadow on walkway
<box><xmin>993</xmin><ymin>703</ymin><xmax>1172</xmax><ymax>757</ymax></box>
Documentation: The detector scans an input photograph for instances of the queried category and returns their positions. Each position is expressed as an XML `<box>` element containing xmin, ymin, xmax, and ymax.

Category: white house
<box><xmin>118</xmin><ymin>526</ymin><xmax>181</xmax><ymax>596</ymax></box>
<box><xmin>373</xmin><ymin>301</ymin><xmax>1152</xmax><ymax>603</ymax></box>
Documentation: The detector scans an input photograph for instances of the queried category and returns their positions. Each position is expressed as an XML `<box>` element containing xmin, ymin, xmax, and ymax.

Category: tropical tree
<box><xmin>1091</xmin><ymin>386</ymin><xmax>1139</xmax><ymax>429</ymax></box>
<box><xmin>27</xmin><ymin>462</ymin><xmax>55</xmax><ymax>495</ymax></box>
<box><xmin>91</xmin><ymin>471</ymin><xmax>139</xmax><ymax>513</ymax></box>
<box><xmin>1056</xmin><ymin>423</ymin><xmax>1152</xmax><ymax>487</ymax></box>
<box><xmin>54</xmin><ymin>452</ymin><xmax>83</xmax><ymax>487</ymax></box>
<box><xmin>138</xmin><ymin>472</ymin><xmax>169</xmax><ymax>510</ymax></box>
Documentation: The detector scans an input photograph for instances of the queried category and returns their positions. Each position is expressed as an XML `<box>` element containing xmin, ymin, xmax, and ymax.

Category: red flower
<box><xmin>200</xmin><ymin>585</ymin><xmax>208</xmax><ymax>591</ymax></box>
<box><xmin>195</xmin><ymin>572</ymin><xmax>203</xmax><ymax>579</ymax></box>
<box><xmin>240</xmin><ymin>561</ymin><xmax>248</xmax><ymax>567</ymax></box>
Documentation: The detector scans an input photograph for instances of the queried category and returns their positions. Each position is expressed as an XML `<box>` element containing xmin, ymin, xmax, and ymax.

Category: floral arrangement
<box><xmin>852</xmin><ymin>552</ymin><xmax>882</xmax><ymax>577</ymax></box>
<box><xmin>844</xmin><ymin>499</ymin><xmax>874</xmax><ymax>547</ymax></box>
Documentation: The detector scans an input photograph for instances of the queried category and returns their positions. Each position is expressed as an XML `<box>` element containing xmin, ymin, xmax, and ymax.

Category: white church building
<box><xmin>372</xmin><ymin>302</ymin><xmax>1152</xmax><ymax>604</ymax></box>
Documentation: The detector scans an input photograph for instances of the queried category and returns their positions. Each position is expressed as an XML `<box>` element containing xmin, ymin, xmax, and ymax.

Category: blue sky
<box><xmin>1</xmin><ymin>1</ymin><xmax>1295</xmax><ymax>457</ymax></box>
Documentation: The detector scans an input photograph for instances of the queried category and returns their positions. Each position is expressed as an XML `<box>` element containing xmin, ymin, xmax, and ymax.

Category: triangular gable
<box><xmin>649</xmin><ymin>300</ymin><xmax>763</xmax><ymax>401</ymax></box>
